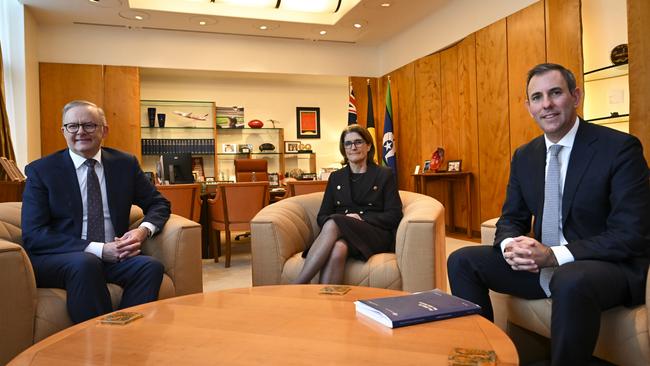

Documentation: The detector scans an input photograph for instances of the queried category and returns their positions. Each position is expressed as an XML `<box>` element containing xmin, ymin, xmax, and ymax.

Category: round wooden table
<box><xmin>9</xmin><ymin>285</ymin><xmax>518</xmax><ymax>365</ymax></box>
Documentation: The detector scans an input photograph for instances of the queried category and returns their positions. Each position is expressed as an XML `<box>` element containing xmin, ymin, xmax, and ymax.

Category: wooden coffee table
<box><xmin>9</xmin><ymin>285</ymin><xmax>518</xmax><ymax>365</ymax></box>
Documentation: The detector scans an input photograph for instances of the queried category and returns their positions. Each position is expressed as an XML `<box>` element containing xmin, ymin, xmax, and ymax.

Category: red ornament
<box><xmin>431</xmin><ymin>147</ymin><xmax>445</xmax><ymax>171</ymax></box>
<box><xmin>248</xmin><ymin>119</ymin><xmax>264</xmax><ymax>128</ymax></box>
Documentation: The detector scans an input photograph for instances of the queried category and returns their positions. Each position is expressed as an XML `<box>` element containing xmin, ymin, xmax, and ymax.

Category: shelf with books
<box><xmin>140</xmin><ymin>100</ymin><xmax>217</xmax><ymax>181</ymax></box>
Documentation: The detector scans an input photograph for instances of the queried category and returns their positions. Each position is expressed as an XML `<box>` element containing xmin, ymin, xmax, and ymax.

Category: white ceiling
<box><xmin>20</xmin><ymin>0</ymin><xmax>451</xmax><ymax>45</ymax></box>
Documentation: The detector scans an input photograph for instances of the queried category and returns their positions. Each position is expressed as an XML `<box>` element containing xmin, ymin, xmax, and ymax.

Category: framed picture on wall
<box><xmin>296</xmin><ymin>107</ymin><xmax>321</xmax><ymax>139</ymax></box>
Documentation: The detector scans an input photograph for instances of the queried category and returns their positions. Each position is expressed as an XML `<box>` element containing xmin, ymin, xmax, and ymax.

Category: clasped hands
<box><xmin>102</xmin><ymin>227</ymin><xmax>149</xmax><ymax>263</ymax></box>
<box><xmin>503</xmin><ymin>236</ymin><xmax>558</xmax><ymax>273</ymax></box>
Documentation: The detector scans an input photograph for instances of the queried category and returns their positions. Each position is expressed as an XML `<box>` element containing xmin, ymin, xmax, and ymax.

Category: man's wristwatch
<box><xmin>140</xmin><ymin>226</ymin><xmax>152</xmax><ymax>238</ymax></box>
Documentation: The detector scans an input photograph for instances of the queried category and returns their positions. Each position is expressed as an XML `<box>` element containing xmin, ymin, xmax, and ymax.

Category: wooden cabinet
<box><xmin>39</xmin><ymin>63</ymin><xmax>140</xmax><ymax>158</ymax></box>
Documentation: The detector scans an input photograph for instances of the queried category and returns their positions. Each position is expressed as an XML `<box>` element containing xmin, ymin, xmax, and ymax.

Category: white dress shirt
<box><xmin>69</xmin><ymin>149</ymin><xmax>157</xmax><ymax>259</ymax></box>
<box><xmin>500</xmin><ymin>117</ymin><xmax>580</xmax><ymax>266</ymax></box>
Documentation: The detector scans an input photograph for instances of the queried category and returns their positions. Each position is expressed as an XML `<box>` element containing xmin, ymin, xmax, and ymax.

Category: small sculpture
<box><xmin>267</xmin><ymin>119</ymin><xmax>279</xmax><ymax>128</ymax></box>
<box><xmin>259</xmin><ymin>143</ymin><xmax>275</xmax><ymax>152</ymax></box>
<box><xmin>431</xmin><ymin>147</ymin><xmax>445</xmax><ymax>171</ymax></box>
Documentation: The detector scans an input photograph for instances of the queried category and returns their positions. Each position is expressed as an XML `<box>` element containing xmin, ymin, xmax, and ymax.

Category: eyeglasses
<box><xmin>343</xmin><ymin>139</ymin><xmax>367</xmax><ymax>149</ymax></box>
<box><xmin>63</xmin><ymin>123</ymin><xmax>101</xmax><ymax>134</ymax></box>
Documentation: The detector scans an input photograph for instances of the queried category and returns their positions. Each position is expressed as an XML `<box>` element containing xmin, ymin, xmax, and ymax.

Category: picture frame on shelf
<box><xmin>268</xmin><ymin>173</ymin><xmax>280</xmax><ymax>187</ymax></box>
<box><xmin>238</xmin><ymin>144</ymin><xmax>253</xmax><ymax>153</ymax></box>
<box><xmin>300</xmin><ymin>173</ymin><xmax>317</xmax><ymax>180</ymax></box>
<box><xmin>216</xmin><ymin>106</ymin><xmax>245</xmax><ymax>129</ymax></box>
<box><xmin>422</xmin><ymin>159</ymin><xmax>431</xmax><ymax>173</ymax></box>
<box><xmin>447</xmin><ymin>160</ymin><xmax>462</xmax><ymax>172</ymax></box>
<box><xmin>285</xmin><ymin>140</ymin><xmax>301</xmax><ymax>153</ymax></box>
<box><xmin>296</xmin><ymin>107</ymin><xmax>320</xmax><ymax>139</ymax></box>
<box><xmin>222</xmin><ymin>143</ymin><xmax>238</xmax><ymax>153</ymax></box>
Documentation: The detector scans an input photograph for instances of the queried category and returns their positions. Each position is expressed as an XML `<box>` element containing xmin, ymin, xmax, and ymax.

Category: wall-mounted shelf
<box><xmin>585</xmin><ymin>113</ymin><xmax>629</xmax><ymax>123</ymax></box>
<box><xmin>584</xmin><ymin>63</ymin><xmax>628</xmax><ymax>82</ymax></box>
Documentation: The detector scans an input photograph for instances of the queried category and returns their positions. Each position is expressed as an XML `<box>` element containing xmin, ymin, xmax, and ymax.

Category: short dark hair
<box><xmin>339</xmin><ymin>124</ymin><xmax>376</xmax><ymax>165</ymax></box>
<box><xmin>526</xmin><ymin>63</ymin><xmax>577</xmax><ymax>98</ymax></box>
<box><xmin>62</xmin><ymin>100</ymin><xmax>107</xmax><ymax>126</ymax></box>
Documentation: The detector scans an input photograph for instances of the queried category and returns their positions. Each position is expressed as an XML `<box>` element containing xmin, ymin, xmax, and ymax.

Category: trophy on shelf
<box><xmin>147</xmin><ymin>107</ymin><xmax>156</xmax><ymax>127</ymax></box>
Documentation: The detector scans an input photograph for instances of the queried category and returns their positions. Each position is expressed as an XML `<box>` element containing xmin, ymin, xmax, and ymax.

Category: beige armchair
<box><xmin>0</xmin><ymin>202</ymin><xmax>203</xmax><ymax>365</ymax></box>
<box><xmin>250</xmin><ymin>191</ymin><xmax>446</xmax><ymax>292</ymax></box>
<box><xmin>481</xmin><ymin>218</ymin><xmax>650</xmax><ymax>366</ymax></box>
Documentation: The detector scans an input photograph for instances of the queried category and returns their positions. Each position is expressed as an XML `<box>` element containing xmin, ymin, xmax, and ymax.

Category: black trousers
<box><xmin>447</xmin><ymin>245</ymin><xmax>630</xmax><ymax>366</ymax></box>
<box><xmin>31</xmin><ymin>252</ymin><xmax>164</xmax><ymax>323</ymax></box>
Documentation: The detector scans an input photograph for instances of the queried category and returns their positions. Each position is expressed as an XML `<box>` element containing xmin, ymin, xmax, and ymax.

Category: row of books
<box><xmin>141</xmin><ymin>138</ymin><xmax>215</xmax><ymax>155</ymax></box>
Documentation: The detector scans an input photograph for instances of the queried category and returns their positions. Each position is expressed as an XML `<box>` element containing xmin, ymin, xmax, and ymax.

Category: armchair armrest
<box><xmin>395</xmin><ymin>192</ymin><xmax>446</xmax><ymax>292</ymax></box>
<box><xmin>139</xmin><ymin>214</ymin><xmax>202</xmax><ymax>296</ymax></box>
<box><xmin>0</xmin><ymin>241</ymin><xmax>37</xmax><ymax>365</ymax></box>
<box><xmin>250</xmin><ymin>198</ymin><xmax>318</xmax><ymax>286</ymax></box>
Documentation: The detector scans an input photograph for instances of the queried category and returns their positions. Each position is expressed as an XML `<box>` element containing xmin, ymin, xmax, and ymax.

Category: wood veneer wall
<box><xmin>350</xmin><ymin>0</ymin><xmax>583</xmax><ymax>234</ymax></box>
<box><xmin>628</xmin><ymin>0</ymin><xmax>650</xmax><ymax>162</ymax></box>
<box><xmin>39</xmin><ymin>63</ymin><xmax>140</xmax><ymax>158</ymax></box>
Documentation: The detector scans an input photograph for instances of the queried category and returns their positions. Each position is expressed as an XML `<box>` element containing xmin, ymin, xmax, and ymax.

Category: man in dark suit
<box><xmin>22</xmin><ymin>100</ymin><xmax>171</xmax><ymax>323</ymax></box>
<box><xmin>448</xmin><ymin>63</ymin><xmax>650</xmax><ymax>365</ymax></box>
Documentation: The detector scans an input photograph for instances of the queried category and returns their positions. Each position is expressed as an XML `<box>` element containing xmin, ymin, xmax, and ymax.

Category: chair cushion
<box><xmin>281</xmin><ymin>252</ymin><xmax>402</xmax><ymax>289</ymax></box>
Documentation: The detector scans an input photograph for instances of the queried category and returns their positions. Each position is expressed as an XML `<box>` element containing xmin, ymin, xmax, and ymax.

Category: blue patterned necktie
<box><xmin>85</xmin><ymin>159</ymin><xmax>105</xmax><ymax>242</ymax></box>
<box><xmin>539</xmin><ymin>144</ymin><xmax>562</xmax><ymax>296</ymax></box>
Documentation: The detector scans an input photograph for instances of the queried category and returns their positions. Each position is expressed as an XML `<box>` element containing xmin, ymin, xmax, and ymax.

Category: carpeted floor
<box><xmin>202</xmin><ymin>232</ymin><xmax>481</xmax><ymax>293</ymax></box>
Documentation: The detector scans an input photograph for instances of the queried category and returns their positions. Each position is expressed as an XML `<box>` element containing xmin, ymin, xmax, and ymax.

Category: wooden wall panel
<box><xmin>628</xmin><ymin>0</ymin><xmax>650</xmax><ymax>162</ymax></box>
<box><xmin>507</xmin><ymin>1</ymin><xmax>546</xmax><ymax>152</ymax></box>
<box><xmin>545</xmin><ymin>0</ymin><xmax>583</xmax><ymax>111</ymax></box>
<box><xmin>103</xmin><ymin>66</ymin><xmax>141</xmax><ymax>159</ymax></box>
<box><xmin>39</xmin><ymin>63</ymin><xmax>104</xmax><ymax>156</ymax></box>
<box><xmin>392</xmin><ymin>64</ymin><xmax>417</xmax><ymax>191</ymax></box>
<box><xmin>476</xmin><ymin>20</ymin><xmax>511</xmax><ymax>223</ymax></box>
<box><xmin>457</xmin><ymin>35</ymin><xmax>480</xmax><ymax>233</ymax></box>
<box><xmin>414</xmin><ymin>54</ymin><xmax>443</xmax><ymax>163</ymax></box>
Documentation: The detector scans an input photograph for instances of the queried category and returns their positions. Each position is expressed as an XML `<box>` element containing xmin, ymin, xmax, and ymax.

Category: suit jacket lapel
<box><xmin>101</xmin><ymin>148</ymin><xmax>120</xmax><ymax>230</ymax></box>
<box><xmin>562</xmin><ymin>120</ymin><xmax>596</xmax><ymax>225</ymax></box>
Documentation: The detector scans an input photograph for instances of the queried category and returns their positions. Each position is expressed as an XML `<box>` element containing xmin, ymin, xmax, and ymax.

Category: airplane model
<box><xmin>173</xmin><ymin>111</ymin><xmax>209</xmax><ymax>121</ymax></box>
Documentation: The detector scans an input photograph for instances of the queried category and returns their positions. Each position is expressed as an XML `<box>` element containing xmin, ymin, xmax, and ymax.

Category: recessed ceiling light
<box><xmin>134</xmin><ymin>15</ymin><xmax>144</xmax><ymax>20</ymax></box>
<box><xmin>88</xmin><ymin>0</ymin><xmax>99</xmax><ymax>3</ymax></box>
<box><xmin>119</xmin><ymin>10</ymin><xmax>150</xmax><ymax>21</ymax></box>
<box><xmin>319</xmin><ymin>30</ymin><xmax>327</xmax><ymax>35</ymax></box>
<box><xmin>353</xmin><ymin>23</ymin><xmax>362</xmax><ymax>29</ymax></box>
<box><xmin>259</xmin><ymin>25</ymin><xmax>268</xmax><ymax>30</ymax></box>
<box><xmin>199</xmin><ymin>21</ymin><xmax>207</xmax><ymax>25</ymax></box>
<box><xmin>381</xmin><ymin>3</ymin><xmax>391</xmax><ymax>7</ymax></box>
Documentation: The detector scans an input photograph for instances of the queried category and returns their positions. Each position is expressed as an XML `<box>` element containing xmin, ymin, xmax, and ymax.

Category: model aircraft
<box><xmin>173</xmin><ymin>111</ymin><xmax>209</xmax><ymax>121</ymax></box>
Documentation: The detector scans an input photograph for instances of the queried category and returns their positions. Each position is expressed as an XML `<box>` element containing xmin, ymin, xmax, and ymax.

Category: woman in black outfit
<box><xmin>293</xmin><ymin>124</ymin><xmax>403</xmax><ymax>284</ymax></box>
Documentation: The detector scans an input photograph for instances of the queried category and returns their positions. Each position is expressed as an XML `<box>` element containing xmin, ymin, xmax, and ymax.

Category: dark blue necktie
<box><xmin>85</xmin><ymin>159</ymin><xmax>105</xmax><ymax>242</ymax></box>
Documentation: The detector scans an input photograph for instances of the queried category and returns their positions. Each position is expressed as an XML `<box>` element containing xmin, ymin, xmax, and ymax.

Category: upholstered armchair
<box><xmin>481</xmin><ymin>218</ymin><xmax>650</xmax><ymax>366</ymax></box>
<box><xmin>0</xmin><ymin>202</ymin><xmax>203</xmax><ymax>365</ymax></box>
<box><xmin>285</xmin><ymin>180</ymin><xmax>328</xmax><ymax>197</ymax></box>
<box><xmin>250</xmin><ymin>191</ymin><xmax>446</xmax><ymax>292</ymax></box>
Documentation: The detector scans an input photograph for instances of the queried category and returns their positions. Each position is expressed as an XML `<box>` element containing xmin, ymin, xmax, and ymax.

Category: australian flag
<box><xmin>348</xmin><ymin>84</ymin><xmax>358</xmax><ymax>125</ymax></box>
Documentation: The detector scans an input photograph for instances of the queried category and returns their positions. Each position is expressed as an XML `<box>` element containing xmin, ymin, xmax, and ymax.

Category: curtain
<box><xmin>0</xmin><ymin>41</ymin><xmax>16</xmax><ymax>161</ymax></box>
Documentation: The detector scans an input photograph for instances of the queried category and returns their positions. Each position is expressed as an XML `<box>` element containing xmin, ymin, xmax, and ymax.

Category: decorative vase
<box><xmin>157</xmin><ymin>113</ymin><xmax>166</xmax><ymax>128</ymax></box>
<box><xmin>147</xmin><ymin>108</ymin><xmax>156</xmax><ymax>127</ymax></box>
<box><xmin>610</xmin><ymin>44</ymin><xmax>628</xmax><ymax>65</ymax></box>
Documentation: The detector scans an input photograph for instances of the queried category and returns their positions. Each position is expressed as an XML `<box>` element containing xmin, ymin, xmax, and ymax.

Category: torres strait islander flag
<box><xmin>348</xmin><ymin>84</ymin><xmax>358</xmax><ymax>125</ymax></box>
<box><xmin>382</xmin><ymin>79</ymin><xmax>396</xmax><ymax>176</ymax></box>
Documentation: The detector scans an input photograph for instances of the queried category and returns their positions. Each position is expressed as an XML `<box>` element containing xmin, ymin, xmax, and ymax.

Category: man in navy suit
<box><xmin>22</xmin><ymin>100</ymin><xmax>171</xmax><ymax>323</ymax></box>
<box><xmin>448</xmin><ymin>64</ymin><xmax>650</xmax><ymax>365</ymax></box>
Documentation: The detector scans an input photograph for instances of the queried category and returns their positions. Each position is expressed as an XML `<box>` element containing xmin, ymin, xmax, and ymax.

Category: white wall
<box><xmin>140</xmin><ymin>68</ymin><xmax>349</xmax><ymax>176</ymax></box>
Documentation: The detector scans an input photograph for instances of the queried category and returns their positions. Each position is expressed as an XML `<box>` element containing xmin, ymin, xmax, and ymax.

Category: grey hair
<box><xmin>62</xmin><ymin>100</ymin><xmax>107</xmax><ymax>126</ymax></box>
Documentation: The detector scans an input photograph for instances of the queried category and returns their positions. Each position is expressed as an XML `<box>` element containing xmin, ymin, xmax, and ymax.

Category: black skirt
<box><xmin>302</xmin><ymin>214</ymin><xmax>394</xmax><ymax>261</ymax></box>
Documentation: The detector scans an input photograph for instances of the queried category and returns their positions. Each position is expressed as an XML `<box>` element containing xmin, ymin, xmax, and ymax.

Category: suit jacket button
<box><xmin>345</xmin><ymin>209</ymin><xmax>349</xmax><ymax>213</ymax></box>
<box><xmin>337</xmin><ymin>185</ymin><xmax>341</xmax><ymax>190</ymax></box>
<box><xmin>373</xmin><ymin>186</ymin><xmax>378</xmax><ymax>190</ymax></box>
<box><xmin>359</xmin><ymin>211</ymin><xmax>364</xmax><ymax>214</ymax></box>
<box><xmin>368</xmin><ymin>203</ymin><xmax>373</xmax><ymax>206</ymax></box>
<box><xmin>336</xmin><ymin>201</ymin><xmax>341</xmax><ymax>205</ymax></box>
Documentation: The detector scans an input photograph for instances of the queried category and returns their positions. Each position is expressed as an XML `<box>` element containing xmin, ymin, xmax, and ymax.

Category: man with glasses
<box><xmin>21</xmin><ymin>100</ymin><xmax>171</xmax><ymax>323</ymax></box>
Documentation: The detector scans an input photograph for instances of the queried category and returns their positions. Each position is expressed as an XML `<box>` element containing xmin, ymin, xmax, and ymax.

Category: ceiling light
<box><xmin>381</xmin><ymin>3</ymin><xmax>391</xmax><ymax>7</ymax></box>
<box><xmin>216</xmin><ymin>0</ymin><xmax>278</xmax><ymax>8</ymax></box>
<box><xmin>281</xmin><ymin>0</ymin><xmax>341</xmax><ymax>13</ymax></box>
<box><xmin>88</xmin><ymin>0</ymin><xmax>99</xmax><ymax>3</ymax></box>
<box><xmin>259</xmin><ymin>25</ymin><xmax>268</xmax><ymax>30</ymax></box>
<box><xmin>118</xmin><ymin>10</ymin><xmax>150</xmax><ymax>21</ymax></box>
<box><xmin>353</xmin><ymin>23</ymin><xmax>362</xmax><ymax>29</ymax></box>
<box><xmin>134</xmin><ymin>15</ymin><xmax>144</xmax><ymax>20</ymax></box>
<box><xmin>319</xmin><ymin>30</ymin><xmax>327</xmax><ymax>35</ymax></box>
<box><xmin>199</xmin><ymin>21</ymin><xmax>207</xmax><ymax>25</ymax></box>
